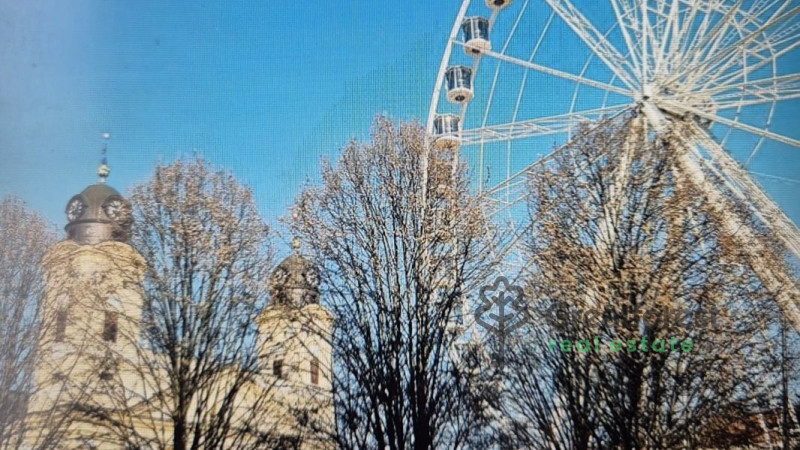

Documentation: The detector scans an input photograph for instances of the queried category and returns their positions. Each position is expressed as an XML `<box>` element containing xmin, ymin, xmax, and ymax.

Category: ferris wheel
<box><xmin>427</xmin><ymin>0</ymin><xmax>800</xmax><ymax>329</ymax></box>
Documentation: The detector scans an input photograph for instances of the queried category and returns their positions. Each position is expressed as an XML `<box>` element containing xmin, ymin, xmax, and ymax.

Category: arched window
<box><xmin>310</xmin><ymin>357</ymin><xmax>320</xmax><ymax>385</ymax></box>
<box><xmin>103</xmin><ymin>296</ymin><xmax>122</xmax><ymax>343</ymax></box>
<box><xmin>273</xmin><ymin>359</ymin><xmax>284</xmax><ymax>379</ymax></box>
<box><xmin>55</xmin><ymin>310</ymin><xmax>67</xmax><ymax>343</ymax></box>
<box><xmin>103</xmin><ymin>311</ymin><xmax>118</xmax><ymax>342</ymax></box>
<box><xmin>54</xmin><ymin>294</ymin><xmax>70</xmax><ymax>343</ymax></box>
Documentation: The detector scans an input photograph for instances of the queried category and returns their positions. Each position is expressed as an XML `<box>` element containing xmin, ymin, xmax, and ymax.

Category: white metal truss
<box><xmin>659</xmin><ymin>99</ymin><xmax>800</xmax><ymax>147</ymax></box>
<box><xmin>543</xmin><ymin>0</ymin><xmax>640</xmax><ymax>90</ymax></box>
<box><xmin>457</xmin><ymin>105</ymin><xmax>630</xmax><ymax>145</ymax></box>
<box><xmin>683</xmin><ymin>73</ymin><xmax>800</xmax><ymax>109</ymax></box>
<box><xmin>477</xmin><ymin>108</ymin><xmax>634</xmax><ymax>221</ymax></box>
<box><xmin>429</xmin><ymin>0</ymin><xmax>800</xmax><ymax>330</ymax></box>
<box><xmin>675</xmin><ymin>135</ymin><xmax>800</xmax><ymax>332</ymax></box>
<box><xmin>689</xmin><ymin>123</ymin><xmax>800</xmax><ymax>259</ymax></box>
<box><xmin>458</xmin><ymin>44</ymin><xmax>635</xmax><ymax>97</ymax></box>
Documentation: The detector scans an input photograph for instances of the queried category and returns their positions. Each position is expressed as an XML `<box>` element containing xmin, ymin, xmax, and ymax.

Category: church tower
<box><xmin>256</xmin><ymin>237</ymin><xmax>334</xmax><ymax>449</ymax></box>
<box><xmin>25</xmin><ymin>163</ymin><xmax>145</xmax><ymax>448</ymax></box>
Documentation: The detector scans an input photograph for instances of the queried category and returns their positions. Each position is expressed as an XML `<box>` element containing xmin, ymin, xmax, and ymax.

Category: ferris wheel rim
<box><xmin>429</xmin><ymin>0</ymin><xmax>800</xmax><ymax>260</ymax></box>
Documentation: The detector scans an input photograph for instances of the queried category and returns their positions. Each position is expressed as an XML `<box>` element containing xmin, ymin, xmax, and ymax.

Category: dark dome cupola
<box><xmin>64</xmin><ymin>163</ymin><xmax>132</xmax><ymax>245</ymax></box>
<box><xmin>269</xmin><ymin>238</ymin><xmax>320</xmax><ymax>306</ymax></box>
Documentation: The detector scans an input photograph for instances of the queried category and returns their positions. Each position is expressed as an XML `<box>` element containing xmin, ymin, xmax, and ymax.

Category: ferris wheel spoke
<box><xmin>712</xmin><ymin>92</ymin><xmax>800</xmax><ymax>110</ymax></box>
<box><xmin>688</xmin><ymin>0</ymin><xmax>747</xmax><ymax>66</ymax></box>
<box><xmin>458</xmin><ymin>105</ymin><xmax>630</xmax><ymax>145</ymax></box>
<box><xmin>749</xmin><ymin>171</ymin><xmax>800</xmax><ymax>185</ymax></box>
<box><xmin>482</xmin><ymin>151</ymin><xmax>559</xmax><ymax>198</ymax></box>
<box><xmin>461</xmin><ymin>44</ymin><xmax>634</xmax><ymax>98</ymax></box>
<box><xmin>672</xmin><ymin>134</ymin><xmax>800</xmax><ymax>332</ymax></box>
<box><xmin>480</xmin><ymin>154</ymin><xmax>562</xmax><ymax>220</ymax></box>
<box><xmin>612</xmin><ymin>1</ymin><xmax>677</xmax><ymax>82</ymax></box>
<box><xmin>673</xmin><ymin>4</ymin><xmax>800</xmax><ymax>88</ymax></box>
<box><xmin>704</xmin><ymin>37</ymin><xmax>800</xmax><ymax>92</ymax></box>
<box><xmin>690</xmin><ymin>123</ymin><xmax>800</xmax><ymax>259</ymax></box>
<box><xmin>667</xmin><ymin>0</ymin><xmax>706</xmax><ymax>73</ymax></box>
<box><xmin>476</xmin><ymin>109</ymin><xmax>632</xmax><ymax>216</ymax></box>
<box><xmin>673</xmin><ymin>4</ymin><xmax>797</xmax><ymax>85</ymax></box>
<box><xmin>769</xmin><ymin>17</ymin><xmax>800</xmax><ymax>48</ymax></box>
<box><xmin>694</xmin><ymin>47</ymin><xmax>774</xmax><ymax>94</ymax></box>
<box><xmin>480</xmin><ymin>0</ymin><xmax>531</xmax><ymax>131</ymax></box>
<box><xmin>542</xmin><ymin>0</ymin><xmax>639</xmax><ymax>91</ymax></box>
<box><xmin>639</xmin><ymin>0</ymin><xmax>665</xmax><ymax>81</ymax></box>
<box><xmin>610</xmin><ymin>0</ymin><xmax>643</xmax><ymax>79</ymax></box>
<box><xmin>692</xmin><ymin>28</ymin><xmax>790</xmax><ymax>90</ymax></box>
<box><xmin>658</xmin><ymin>0</ymin><xmax>684</xmax><ymax>75</ymax></box>
<box><xmin>752</xmin><ymin>0</ymin><xmax>791</xmax><ymax>16</ymax></box>
<box><xmin>694</xmin><ymin>69</ymin><xmax>799</xmax><ymax>98</ymax></box>
<box><xmin>679</xmin><ymin>73</ymin><xmax>800</xmax><ymax>109</ymax></box>
<box><xmin>659</xmin><ymin>99</ymin><xmax>800</xmax><ymax>148</ymax></box>
<box><xmin>482</xmin><ymin>182</ymin><xmax>527</xmax><ymax>208</ymax></box>
<box><xmin>676</xmin><ymin>0</ymin><xmax>725</xmax><ymax>72</ymax></box>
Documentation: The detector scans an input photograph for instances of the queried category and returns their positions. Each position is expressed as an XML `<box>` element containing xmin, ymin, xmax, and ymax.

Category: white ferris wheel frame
<box><xmin>427</xmin><ymin>0</ymin><xmax>800</xmax><ymax>330</ymax></box>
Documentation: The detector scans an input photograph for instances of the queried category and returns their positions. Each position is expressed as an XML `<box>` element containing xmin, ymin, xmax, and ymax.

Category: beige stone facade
<box><xmin>22</xmin><ymin>183</ymin><xmax>334</xmax><ymax>449</ymax></box>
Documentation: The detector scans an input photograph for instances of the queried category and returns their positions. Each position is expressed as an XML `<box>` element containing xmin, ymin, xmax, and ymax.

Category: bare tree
<box><xmin>291</xmin><ymin>117</ymin><xmax>504</xmax><ymax>449</ymax></box>
<box><xmin>0</xmin><ymin>197</ymin><xmax>57</xmax><ymax>449</ymax></box>
<box><xmin>81</xmin><ymin>158</ymin><xmax>286</xmax><ymax>449</ymax></box>
<box><xmin>503</xmin><ymin>119</ymin><xmax>795</xmax><ymax>448</ymax></box>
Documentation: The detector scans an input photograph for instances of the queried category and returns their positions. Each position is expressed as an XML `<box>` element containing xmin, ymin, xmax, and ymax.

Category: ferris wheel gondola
<box><xmin>461</xmin><ymin>17</ymin><xmax>492</xmax><ymax>55</ymax></box>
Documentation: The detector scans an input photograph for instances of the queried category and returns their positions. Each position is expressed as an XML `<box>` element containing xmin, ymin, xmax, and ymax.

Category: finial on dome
<box><xmin>98</xmin><ymin>133</ymin><xmax>111</xmax><ymax>183</ymax></box>
<box><xmin>269</xmin><ymin>237</ymin><xmax>319</xmax><ymax>306</ymax></box>
<box><xmin>97</xmin><ymin>163</ymin><xmax>110</xmax><ymax>183</ymax></box>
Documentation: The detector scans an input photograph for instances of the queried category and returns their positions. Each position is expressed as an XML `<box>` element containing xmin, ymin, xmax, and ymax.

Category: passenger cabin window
<box><xmin>273</xmin><ymin>359</ymin><xmax>283</xmax><ymax>379</ymax></box>
<box><xmin>310</xmin><ymin>357</ymin><xmax>319</xmax><ymax>385</ymax></box>
<box><xmin>103</xmin><ymin>311</ymin><xmax>118</xmax><ymax>342</ymax></box>
<box><xmin>55</xmin><ymin>310</ymin><xmax>67</xmax><ymax>342</ymax></box>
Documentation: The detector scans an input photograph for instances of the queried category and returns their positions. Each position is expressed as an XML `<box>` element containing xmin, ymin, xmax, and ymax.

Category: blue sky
<box><xmin>1</xmin><ymin>0</ymin><xmax>798</xmax><ymax>245</ymax></box>
<box><xmin>0</xmin><ymin>1</ymin><xmax>447</xmax><ymax>238</ymax></box>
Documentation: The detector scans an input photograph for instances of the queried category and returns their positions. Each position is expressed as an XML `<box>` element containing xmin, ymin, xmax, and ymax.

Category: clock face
<box><xmin>304</xmin><ymin>270</ymin><xmax>319</xmax><ymax>287</ymax></box>
<box><xmin>66</xmin><ymin>197</ymin><xmax>86</xmax><ymax>221</ymax></box>
<box><xmin>274</xmin><ymin>267</ymin><xmax>289</xmax><ymax>284</ymax></box>
<box><xmin>103</xmin><ymin>197</ymin><xmax>128</xmax><ymax>221</ymax></box>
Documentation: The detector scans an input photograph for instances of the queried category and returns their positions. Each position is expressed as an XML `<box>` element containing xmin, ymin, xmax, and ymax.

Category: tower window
<box><xmin>310</xmin><ymin>357</ymin><xmax>320</xmax><ymax>385</ymax></box>
<box><xmin>55</xmin><ymin>310</ymin><xmax>68</xmax><ymax>342</ymax></box>
<box><xmin>273</xmin><ymin>359</ymin><xmax>284</xmax><ymax>379</ymax></box>
<box><xmin>103</xmin><ymin>311</ymin><xmax>118</xmax><ymax>342</ymax></box>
